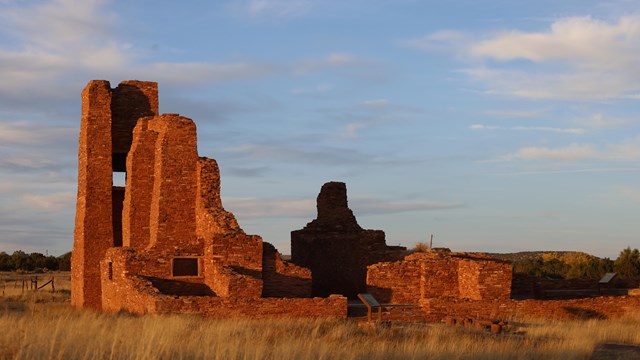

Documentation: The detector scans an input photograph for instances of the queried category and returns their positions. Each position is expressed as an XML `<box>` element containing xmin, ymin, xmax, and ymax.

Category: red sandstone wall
<box><xmin>111</xmin><ymin>81</ymin><xmax>158</xmax><ymax>155</ymax></box>
<box><xmin>152</xmin><ymin>295</ymin><xmax>347</xmax><ymax>319</ymax></box>
<box><xmin>208</xmin><ymin>234</ymin><xmax>263</xmax><ymax>271</ymax></box>
<box><xmin>458</xmin><ymin>257</ymin><xmax>512</xmax><ymax>300</ymax></box>
<box><xmin>206</xmin><ymin>262</ymin><xmax>262</xmax><ymax>298</ymax></box>
<box><xmin>147</xmin><ymin>114</ymin><xmax>199</xmax><ymax>252</ymax></box>
<box><xmin>291</xmin><ymin>182</ymin><xmax>406</xmax><ymax>298</ymax></box>
<box><xmin>262</xmin><ymin>242</ymin><xmax>312</xmax><ymax>298</ymax></box>
<box><xmin>196</xmin><ymin>158</ymin><xmax>241</xmax><ymax>237</ymax></box>
<box><xmin>101</xmin><ymin>248</ymin><xmax>159</xmax><ymax>314</ymax></box>
<box><xmin>367</xmin><ymin>254</ymin><xmax>422</xmax><ymax>303</ymax></box>
<box><xmin>367</xmin><ymin>251</ymin><xmax>512</xmax><ymax>305</ymax></box>
<box><xmin>102</xmin><ymin>246</ymin><xmax>345</xmax><ymax>318</ymax></box>
<box><xmin>73</xmin><ymin>80</ymin><xmax>159</xmax><ymax>310</ymax></box>
<box><xmin>421</xmin><ymin>254</ymin><xmax>460</xmax><ymax>299</ymax></box>
<box><xmin>421</xmin><ymin>296</ymin><xmax>640</xmax><ymax>322</ymax></box>
<box><xmin>122</xmin><ymin>117</ymin><xmax>157</xmax><ymax>249</ymax></box>
<box><xmin>72</xmin><ymin>80</ymin><xmax>115</xmax><ymax>309</ymax></box>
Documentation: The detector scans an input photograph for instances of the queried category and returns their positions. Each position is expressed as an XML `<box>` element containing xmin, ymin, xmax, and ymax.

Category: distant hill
<box><xmin>487</xmin><ymin>251</ymin><xmax>598</xmax><ymax>262</ymax></box>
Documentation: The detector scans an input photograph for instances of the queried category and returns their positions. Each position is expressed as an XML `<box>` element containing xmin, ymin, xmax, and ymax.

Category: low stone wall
<box><xmin>458</xmin><ymin>255</ymin><xmax>512</xmax><ymax>300</ymax></box>
<box><xmin>154</xmin><ymin>294</ymin><xmax>347</xmax><ymax>319</ymax></box>
<box><xmin>101</xmin><ymin>251</ymin><xmax>159</xmax><ymax>314</ymax></box>
<box><xmin>367</xmin><ymin>254</ymin><xmax>423</xmax><ymax>303</ymax></box>
<box><xmin>262</xmin><ymin>242</ymin><xmax>312</xmax><ymax>298</ymax></box>
<box><xmin>512</xmin><ymin>274</ymin><xmax>640</xmax><ymax>299</ymax></box>
<box><xmin>101</xmin><ymin>247</ymin><xmax>346</xmax><ymax>318</ymax></box>
<box><xmin>366</xmin><ymin>251</ymin><xmax>512</xmax><ymax>304</ymax></box>
<box><xmin>206</xmin><ymin>263</ymin><xmax>263</xmax><ymax>298</ymax></box>
<box><xmin>421</xmin><ymin>296</ymin><xmax>640</xmax><ymax>321</ymax></box>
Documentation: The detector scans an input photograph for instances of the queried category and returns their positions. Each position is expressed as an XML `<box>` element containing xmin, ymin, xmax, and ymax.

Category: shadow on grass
<box><xmin>563</xmin><ymin>307</ymin><xmax>606</xmax><ymax>320</ymax></box>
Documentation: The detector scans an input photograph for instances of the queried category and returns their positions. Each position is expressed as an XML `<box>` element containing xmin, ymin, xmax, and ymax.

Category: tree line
<box><xmin>513</xmin><ymin>247</ymin><xmax>640</xmax><ymax>279</ymax></box>
<box><xmin>0</xmin><ymin>251</ymin><xmax>71</xmax><ymax>271</ymax></box>
<box><xmin>2</xmin><ymin>246</ymin><xmax>639</xmax><ymax>278</ymax></box>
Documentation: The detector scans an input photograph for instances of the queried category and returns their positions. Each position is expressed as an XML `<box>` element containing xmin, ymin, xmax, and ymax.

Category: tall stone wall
<box><xmin>291</xmin><ymin>182</ymin><xmax>406</xmax><ymax>298</ymax></box>
<box><xmin>72</xmin><ymin>80</ymin><xmax>158</xmax><ymax>309</ymax></box>
<box><xmin>111</xmin><ymin>81</ymin><xmax>158</xmax><ymax>158</ymax></box>
<box><xmin>147</xmin><ymin>114</ymin><xmax>199</xmax><ymax>253</ymax></box>
<box><xmin>121</xmin><ymin>117</ymin><xmax>157</xmax><ymax>249</ymax></box>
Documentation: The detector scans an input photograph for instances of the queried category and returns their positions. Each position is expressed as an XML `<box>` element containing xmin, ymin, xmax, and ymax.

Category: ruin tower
<box><xmin>291</xmin><ymin>182</ymin><xmax>406</xmax><ymax>298</ymax></box>
<box><xmin>71</xmin><ymin>80</ymin><xmax>158</xmax><ymax>309</ymax></box>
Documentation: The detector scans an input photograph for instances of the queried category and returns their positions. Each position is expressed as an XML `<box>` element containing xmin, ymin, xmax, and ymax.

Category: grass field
<box><xmin>1</xmin><ymin>272</ymin><xmax>640</xmax><ymax>359</ymax></box>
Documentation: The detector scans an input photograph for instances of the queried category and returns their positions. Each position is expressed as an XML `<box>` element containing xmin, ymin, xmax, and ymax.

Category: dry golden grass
<box><xmin>1</xmin><ymin>272</ymin><xmax>639</xmax><ymax>359</ymax></box>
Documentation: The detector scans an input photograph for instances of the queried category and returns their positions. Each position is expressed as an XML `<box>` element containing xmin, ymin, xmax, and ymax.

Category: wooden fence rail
<box><xmin>3</xmin><ymin>275</ymin><xmax>57</xmax><ymax>295</ymax></box>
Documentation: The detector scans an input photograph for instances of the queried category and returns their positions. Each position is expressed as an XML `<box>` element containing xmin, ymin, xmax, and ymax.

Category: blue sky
<box><xmin>1</xmin><ymin>0</ymin><xmax>639</xmax><ymax>258</ymax></box>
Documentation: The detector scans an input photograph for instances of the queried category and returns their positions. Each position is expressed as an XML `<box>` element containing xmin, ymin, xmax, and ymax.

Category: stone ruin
<box><xmin>71</xmin><ymin>80</ymin><xmax>344</xmax><ymax>317</ymax></box>
<box><xmin>71</xmin><ymin>80</ymin><xmax>639</xmax><ymax>321</ymax></box>
<box><xmin>291</xmin><ymin>182</ymin><xmax>406</xmax><ymax>298</ymax></box>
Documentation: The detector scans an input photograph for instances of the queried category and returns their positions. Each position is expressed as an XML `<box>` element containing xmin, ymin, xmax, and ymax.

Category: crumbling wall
<box><xmin>196</xmin><ymin>158</ymin><xmax>241</xmax><ymax>236</ymax></box>
<box><xmin>111</xmin><ymin>81</ymin><xmax>158</xmax><ymax>158</ymax></box>
<box><xmin>291</xmin><ymin>182</ymin><xmax>406</xmax><ymax>298</ymax></box>
<box><xmin>122</xmin><ymin>117</ymin><xmax>157</xmax><ymax>249</ymax></box>
<box><xmin>205</xmin><ymin>262</ymin><xmax>262</xmax><ymax>298</ymax></box>
<box><xmin>77</xmin><ymin>79</ymin><xmax>339</xmax><ymax>317</ymax></box>
<box><xmin>147</xmin><ymin>114</ymin><xmax>199</xmax><ymax>253</ymax></box>
<box><xmin>102</xmin><ymin>246</ymin><xmax>345</xmax><ymax>318</ymax></box>
<box><xmin>101</xmin><ymin>248</ymin><xmax>160</xmax><ymax>314</ymax></box>
<box><xmin>262</xmin><ymin>242</ymin><xmax>312</xmax><ymax>298</ymax></box>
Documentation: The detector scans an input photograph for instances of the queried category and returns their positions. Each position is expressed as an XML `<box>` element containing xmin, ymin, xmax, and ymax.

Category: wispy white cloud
<box><xmin>361</xmin><ymin>99</ymin><xmax>390</xmax><ymax>108</ymax></box>
<box><xmin>470</xmin><ymin>16</ymin><xmax>640</xmax><ymax>68</ymax></box>
<box><xmin>225</xmin><ymin>196</ymin><xmax>463</xmax><ymax>219</ymax></box>
<box><xmin>226</xmin><ymin>197</ymin><xmax>315</xmax><ymax>218</ymax></box>
<box><xmin>0</xmin><ymin>156</ymin><xmax>57</xmax><ymax>170</ymax></box>
<box><xmin>500</xmin><ymin>144</ymin><xmax>598</xmax><ymax>161</ymax></box>
<box><xmin>497</xmin><ymin>136</ymin><xmax>640</xmax><ymax>162</ymax></box>
<box><xmin>482</xmin><ymin>109</ymin><xmax>545</xmax><ymax>118</ymax></box>
<box><xmin>293</xmin><ymin>53</ymin><xmax>358</xmax><ymax>74</ymax></box>
<box><xmin>22</xmin><ymin>192</ymin><xmax>75</xmax><ymax>210</ymax></box>
<box><xmin>400</xmin><ymin>30</ymin><xmax>467</xmax><ymax>54</ymax></box>
<box><xmin>334</xmin><ymin>99</ymin><xmax>424</xmax><ymax>139</ymax></box>
<box><xmin>496</xmin><ymin>167</ymin><xmax>640</xmax><ymax>176</ymax></box>
<box><xmin>223</xmin><ymin>143</ymin><xmax>377</xmax><ymax>166</ymax></box>
<box><xmin>410</xmin><ymin>16</ymin><xmax>640</xmax><ymax>100</ymax></box>
<box><xmin>0</xmin><ymin>0</ymin><xmax>356</xmax><ymax>107</ymax></box>
<box><xmin>291</xmin><ymin>83</ymin><xmax>333</xmax><ymax>95</ymax></box>
<box><xmin>137</xmin><ymin>62</ymin><xmax>277</xmax><ymax>86</ymax></box>
<box><xmin>235</xmin><ymin>0</ymin><xmax>313</xmax><ymax>19</ymax></box>
<box><xmin>574</xmin><ymin>113</ymin><xmax>631</xmax><ymax>128</ymax></box>
<box><xmin>0</xmin><ymin>121</ymin><xmax>75</xmax><ymax>145</ymax></box>
<box><xmin>351</xmin><ymin>197</ymin><xmax>464</xmax><ymax>215</ymax></box>
<box><xmin>470</xmin><ymin>124</ymin><xmax>586</xmax><ymax>134</ymax></box>
<box><xmin>341</xmin><ymin>123</ymin><xmax>367</xmax><ymax>139</ymax></box>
